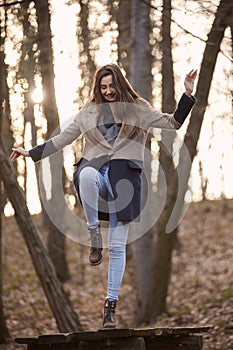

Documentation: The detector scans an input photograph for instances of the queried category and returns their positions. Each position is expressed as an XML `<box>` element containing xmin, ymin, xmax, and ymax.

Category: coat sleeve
<box><xmin>29</xmin><ymin>110</ymin><xmax>82</xmax><ymax>162</ymax></box>
<box><xmin>138</xmin><ymin>93</ymin><xmax>196</xmax><ymax>130</ymax></box>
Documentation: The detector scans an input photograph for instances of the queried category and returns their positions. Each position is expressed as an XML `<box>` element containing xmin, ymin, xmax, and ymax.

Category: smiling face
<box><xmin>100</xmin><ymin>74</ymin><xmax>117</xmax><ymax>102</ymax></box>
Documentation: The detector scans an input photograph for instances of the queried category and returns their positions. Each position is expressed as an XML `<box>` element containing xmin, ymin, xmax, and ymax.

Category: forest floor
<box><xmin>1</xmin><ymin>198</ymin><xmax>233</xmax><ymax>350</ymax></box>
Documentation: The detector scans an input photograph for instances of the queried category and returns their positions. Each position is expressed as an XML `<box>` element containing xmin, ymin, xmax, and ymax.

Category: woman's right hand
<box><xmin>10</xmin><ymin>147</ymin><xmax>30</xmax><ymax>162</ymax></box>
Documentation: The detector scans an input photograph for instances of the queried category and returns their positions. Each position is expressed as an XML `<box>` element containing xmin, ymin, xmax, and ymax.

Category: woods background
<box><xmin>0</xmin><ymin>0</ymin><xmax>233</xmax><ymax>349</ymax></box>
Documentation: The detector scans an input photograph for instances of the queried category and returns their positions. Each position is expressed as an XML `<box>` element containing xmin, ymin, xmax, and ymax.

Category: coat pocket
<box><xmin>127</xmin><ymin>160</ymin><xmax>145</xmax><ymax>171</ymax></box>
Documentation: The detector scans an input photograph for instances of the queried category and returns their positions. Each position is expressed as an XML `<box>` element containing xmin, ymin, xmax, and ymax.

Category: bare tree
<box><xmin>130</xmin><ymin>0</ymin><xmax>152</xmax><ymax>101</ymax></box>
<box><xmin>76</xmin><ymin>0</ymin><xmax>96</xmax><ymax>103</ymax></box>
<box><xmin>130</xmin><ymin>0</ymin><xmax>154</xmax><ymax>323</ymax></box>
<box><xmin>0</xmin><ymin>140</ymin><xmax>83</xmax><ymax>332</ymax></box>
<box><xmin>0</xmin><ymin>185</ymin><xmax>10</xmax><ymax>343</ymax></box>
<box><xmin>0</xmin><ymin>3</ymin><xmax>11</xmax><ymax>341</ymax></box>
<box><xmin>115</xmin><ymin>0</ymin><xmax>131</xmax><ymax>76</ymax></box>
<box><xmin>17</xmin><ymin>1</ymin><xmax>37</xmax><ymax>199</ymax></box>
<box><xmin>130</xmin><ymin>0</ymin><xmax>180</xmax><ymax>324</ymax></box>
<box><xmin>142</xmin><ymin>0</ymin><xmax>178</xmax><ymax>323</ymax></box>
<box><xmin>34</xmin><ymin>0</ymin><xmax>69</xmax><ymax>282</ymax></box>
<box><xmin>144</xmin><ymin>0</ymin><xmax>233</xmax><ymax>323</ymax></box>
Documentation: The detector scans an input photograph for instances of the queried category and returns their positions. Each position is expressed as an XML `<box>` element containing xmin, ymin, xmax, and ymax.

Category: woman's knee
<box><xmin>79</xmin><ymin>167</ymin><xmax>98</xmax><ymax>187</ymax></box>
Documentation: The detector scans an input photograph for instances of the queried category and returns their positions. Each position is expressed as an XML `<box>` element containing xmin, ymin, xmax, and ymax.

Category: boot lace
<box><xmin>104</xmin><ymin>299</ymin><xmax>116</xmax><ymax>322</ymax></box>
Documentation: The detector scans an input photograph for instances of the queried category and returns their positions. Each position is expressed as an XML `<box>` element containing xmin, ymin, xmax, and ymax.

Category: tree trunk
<box><xmin>143</xmin><ymin>0</ymin><xmax>178</xmax><ymax>323</ymax></box>
<box><xmin>143</xmin><ymin>0</ymin><xmax>233</xmax><ymax>323</ymax></box>
<box><xmin>18</xmin><ymin>1</ymin><xmax>37</xmax><ymax>198</ymax></box>
<box><xmin>19</xmin><ymin>1</ymin><xmax>37</xmax><ymax>146</ymax></box>
<box><xmin>0</xmin><ymin>6</ymin><xmax>13</xmax><ymax>154</ymax></box>
<box><xmin>0</xmin><ymin>182</ymin><xmax>10</xmax><ymax>343</ymax></box>
<box><xmin>0</xmin><ymin>5</ymin><xmax>11</xmax><ymax>341</ymax></box>
<box><xmin>144</xmin><ymin>142</ymin><xmax>179</xmax><ymax>322</ymax></box>
<box><xmin>130</xmin><ymin>0</ymin><xmax>152</xmax><ymax>101</ymax></box>
<box><xmin>130</xmin><ymin>0</ymin><xmax>154</xmax><ymax>323</ymax></box>
<box><xmin>0</xmin><ymin>140</ymin><xmax>82</xmax><ymax>332</ymax></box>
<box><xmin>34</xmin><ymin>0</ymin><xmax>69</xmax><ymax>282</ymax></box>
<box><xmin>116</xmin><ymin>0</ymin><xmax>131</xmax><ymax>77</ymax></box>
<box><xmin>77</xmin><ymin>0</ymin><xmax>96</xmax><ymax>103</ymax></box>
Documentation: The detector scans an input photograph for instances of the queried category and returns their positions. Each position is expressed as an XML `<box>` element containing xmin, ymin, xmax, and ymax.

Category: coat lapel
<box><xmin>84</xmin><ymin>102</ymin><xmax>137</xmax><ymax>151</ymax></box>
<box><xmin>110</xmin><ymin>103</ymin><xmax>136</xmax><ymax>149</ymax></box>
<box><xmin>85</xmin><ymin>103</ymin><xmax>113</xmax><ymax>149</ymax></box>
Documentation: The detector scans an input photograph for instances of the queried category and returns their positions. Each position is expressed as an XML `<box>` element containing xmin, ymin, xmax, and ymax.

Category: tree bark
<box><xmin>130</xmin><ymin>0</ymin><xmax>152</xmax><ymax>101</ymax></box>
<box><xmin>0</xmin><ymin>5</ymin><xmax>13</xmax><ymax>154</ymax></box>
<box><xmin>77</xmin><ymin>0</ymin><xmax>96</xmax><ymax>103</ymax></box>
<box><xmin>0</xmin><ymin>140</ymin><xmax>83</xmax><ymax>332</ymax></box>
<box><xmin>0</xmin><ymin>4</ymin><xmax>11</xmax><ymax>341</ymax></box>
<box><xmin>116</xmin><ymin>0</ymin><xmax>131</xmax><ymax>77</ymax></box>
<box><xmin>34</xmin><ymin>0</ymin><xmax>69</xmax><ymax>282</ymax></box>
<box><xmin>0</xmin><ymin>182</ymin><xmax>10</xmax><ymax>343</ymax></box>
<box><xmin>18</xmin><ymin>1</ymin><xmax>37</xmax><ymax>198</ymax></box>
<box><xmin>0</xmin><ymin>132</ymin><xmax>10</xmax><ymax>343</ymax></box>
<box><xmin>130</xmin><ymin>0</ymin><xmax>154</xmax><ymax>323</ymax></box>
<box><xmin>143</xmin><ymin>0</ymin><xmax>178</xmax><ymax>323</ymax></box>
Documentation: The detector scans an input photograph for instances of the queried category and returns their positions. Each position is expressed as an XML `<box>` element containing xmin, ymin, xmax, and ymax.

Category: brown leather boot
<box><xmin>102</xmin><ymin>299</ymin><xmax>117</xmax><ymax>329</ymax></box>
<box><xmin>88</xmin><ymin>226</ymin><xmax>103</xmax><ymax>266</ymax></box>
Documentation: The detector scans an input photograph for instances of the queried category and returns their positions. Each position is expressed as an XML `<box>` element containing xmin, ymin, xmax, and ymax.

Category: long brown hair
<box><xmin>90</xmin><ymin>63</ymin><xmax>140</xmax><ymax>104</ymax></box>
<box><xmin>90</xmin><ymin>64</ymin><xmax>145</xmax><ymax>138</ymax></box>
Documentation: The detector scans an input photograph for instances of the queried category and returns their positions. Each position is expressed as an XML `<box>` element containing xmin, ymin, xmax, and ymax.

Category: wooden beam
<box><xmin>15</xmin><ymin>326</ymin><xmax>212</xmax><ymax>350</ymax></box>
<box><xmin>145</xmin><ymin>335</ymin><xmax>203</xmax><ymax>350</ymax></box>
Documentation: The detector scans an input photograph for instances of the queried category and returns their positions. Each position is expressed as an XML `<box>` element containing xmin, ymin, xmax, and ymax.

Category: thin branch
<box><xmin>0</xmin><ymin>0</ymin><xmax>33</xmax><ymax>7</ymax></box>
<box><xmin>141</xmin><ymin>0</ymin><xmax>206</xmax><ymax>42</ymax></box>
<box><xmin>141</xmin><ymin>0</ymin><xmax>233</xmax><ymax>63</ymax></box>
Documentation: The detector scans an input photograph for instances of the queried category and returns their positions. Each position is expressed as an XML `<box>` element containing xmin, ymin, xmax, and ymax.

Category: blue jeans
<box><xmin>78</xmin><ymin>164</ymin><xmax>129</xmax><ymax>301</ymax></box>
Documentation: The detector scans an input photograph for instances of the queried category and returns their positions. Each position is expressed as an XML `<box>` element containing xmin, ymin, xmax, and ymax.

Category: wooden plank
<box><xmin>15</xmin><ymin>326</ymin><xmax>212</xmax><ymax>349</ymax></box>
<box><xmin>27</xmin><ymin>337</ymin><xmax>146</xmax><ymax>350</ymax></box>
<box><xmin>15</xmin><ymin>337</ymin><xmax>38</xmax><ymax>344</ymax></box>
<box><xmin>145</xmin><ymin>335</ymin><xmax>203</xmax><ymax>350</ymax></box>
<box><xmin>67</xmin><ymin>329</ymin><xmax>138</xmax><ymax>346</ymax></box>
<box><xmin>132</xmin><ymin>326</ymin><xmax>212</xmax><ymax>337</ymax></box>
<box><xmin>67</xmin><ymin>331</ymin><xmax>102</xmax><ymax>342</ymax></box>
<box><xmin>49</xmin><ymin>345</ymin><xmax>79</xmax><ymax>350</ymax></box>
<box><xmin>38</xmin><ymin>333</ymin><xmax>69</xmax><ymax>344</ymax></box>
<box><xmin>28</xmin><ymin>344</ymin><xmax>79</xmax><ymax>350</ymax></box>
<box><xmin>78</xmin><ymin>337</ymin><xmax>146</xmax><ymax>350</ymax></box>
<box><xmin>97</xmin><ymin>328</ymin><xmax>134</xmax><ymax>338</ymax></box>
<box><xmin>15</xmin><ymin>326</ymin><xmax>212</xmax><ymax>344</ymax></box>
<box><xmin>28</xmin><ymin>345</ymin><xmax>50</xmax><ymax>350</ymax></box>
<box><xmin>74</xmin><ymin>341</ymin><xmax>102</xmax><ymax>350</ymax></box>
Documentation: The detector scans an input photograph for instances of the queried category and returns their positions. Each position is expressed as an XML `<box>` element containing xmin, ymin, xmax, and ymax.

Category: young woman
<box><xmin>11</xmin><ymin>63</ymin><xmax>197</xmax><ymax>328</ymax></box>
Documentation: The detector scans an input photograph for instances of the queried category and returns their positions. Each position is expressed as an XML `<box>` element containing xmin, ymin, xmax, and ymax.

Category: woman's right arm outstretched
<box><xmin>10</xmin><ymin>108</ymin><xmax>84</xmax><ymax>163</ymax></box>
<box><xmin>10</xmin><ymin>147</ymin><xmax>30</xmax><ymax>161</ymax></box>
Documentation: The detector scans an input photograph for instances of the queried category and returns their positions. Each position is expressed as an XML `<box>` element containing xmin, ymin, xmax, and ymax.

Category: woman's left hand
<box><xmin>10</xmin><ymin>147</ymin><xmax>30</xmax><ymax>161</ymax></box>
<box><xmin>184</xmin><ymin>69</ymin><xmax>197</xmax><ymax>96</ymax></box>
